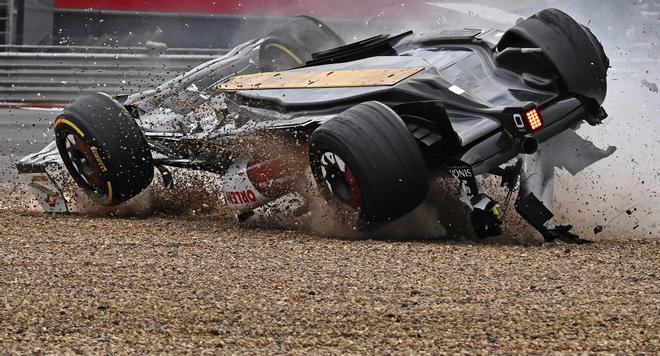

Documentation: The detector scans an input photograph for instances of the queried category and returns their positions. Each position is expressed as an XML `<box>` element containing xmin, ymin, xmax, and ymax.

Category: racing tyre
<box><xmin>309</xmin><ymin>101</ymin><xmax>429</xmax><ymax>230</ymax></box>
<box><xmin>259</xmin><ymin>16</ymin><xmax>344</xmax><ymax>71</ymax></box>
<box><xmin>497</xmin><ymin>8</ymin><xmax>609</xmax><ymax>105</ymax></box>
<box><xmin>54</xmin><ymin>93</ymin><xmax>153</xmax><ymax>206</ymax></box>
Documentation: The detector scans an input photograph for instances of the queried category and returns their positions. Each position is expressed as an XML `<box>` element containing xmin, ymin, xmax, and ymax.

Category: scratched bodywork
<box><xmin>17</xmin><ymin>10</ymin><xmax>615</xmax><ymax>243</ymax></box>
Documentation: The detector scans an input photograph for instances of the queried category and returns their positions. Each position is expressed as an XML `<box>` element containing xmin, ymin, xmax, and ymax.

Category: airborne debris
<box><xmin>145</xmin><ymin>40</ymin><xmax>167</xmax><ymax>56</ymax></box>
<box><xmin>641</xmin><ymin>79</ymin><xmax>658</xmax><ymax>93</ymax></box>
<box><xmin>13</xmin><ymin>10</ymin><xmax>617</xmax><ymax>245</ymax></box>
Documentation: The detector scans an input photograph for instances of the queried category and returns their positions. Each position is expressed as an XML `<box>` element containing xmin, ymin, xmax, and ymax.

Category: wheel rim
<box><xmin>319</xmin><ymin>151</ymin><xmax>361</xmax><ymax>209</ymax></box>
<box><xmin>58</xmin><ymin>131</ymin><xmax>106</xmax><ymax>196</ymax></box>
<box><xmin>262</xmin><ymin>43</ymin><xmax>302</xmax><ymax>71</ymax></box>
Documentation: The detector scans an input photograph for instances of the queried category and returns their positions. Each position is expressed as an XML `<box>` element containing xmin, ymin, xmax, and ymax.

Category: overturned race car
<box><xmin>18</xmin><ymin>9</ymin><xmax>616</xmax><ymax>244</ymax></box>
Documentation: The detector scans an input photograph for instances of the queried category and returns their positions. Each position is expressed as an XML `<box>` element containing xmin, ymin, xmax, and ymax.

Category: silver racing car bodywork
<box><xmin>17</xmin><ymin>11</ymin><xmax>616</xmax><ymax>243</ymax></box>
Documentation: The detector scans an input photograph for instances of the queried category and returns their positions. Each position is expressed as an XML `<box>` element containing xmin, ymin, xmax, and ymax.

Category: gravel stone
<box><xmin>0</xmin><ymin>209</ymin><xmax>658</xmax><ymax>353</ymax></box>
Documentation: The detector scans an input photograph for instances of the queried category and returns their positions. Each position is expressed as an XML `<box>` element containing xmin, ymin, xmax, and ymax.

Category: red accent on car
<box><xmin>245</xmin><ymin>148</ymin><xmax>308</xmax><ymax>198</ymax></box>
<box><xmin>73</xmin><ymin>136</ymin><xmax>105</xmax><ymax>188</ymax></box>
<box><xmin>44</xmin><ymin>194</ymin><xmax>57</xmax><ymax>208</ymax></box>
<box><xmin>344</xmin><ymin>167</ymin><xmax>361</xmax><ymax>209</ymax></box>
<box><xmin>225</xmin><ymin>190</ymin><xmax>258</xmax><ymax>205</ymax></box>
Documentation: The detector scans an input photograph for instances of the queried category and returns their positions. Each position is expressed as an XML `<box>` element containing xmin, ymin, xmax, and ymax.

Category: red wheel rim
<box><xmin>318</xmin><ymin>151</ymin><xmax>361</xmax><ymax>210</ymax></box>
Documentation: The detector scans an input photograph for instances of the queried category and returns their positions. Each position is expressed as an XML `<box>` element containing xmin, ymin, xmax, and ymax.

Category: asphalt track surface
<box><xmin>0</xmin><ymin>107</ymin><xmax>57</xmax><ymax>183</ymax></box>
<box><xmin>0</xmin><ymin>57</ymin><xmax>658</xmax><ymax>352</ymax></box>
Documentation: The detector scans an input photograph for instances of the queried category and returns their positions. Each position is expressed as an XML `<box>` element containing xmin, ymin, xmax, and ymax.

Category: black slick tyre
<box><xmin>497</xmin><ymin>8</ymin><xmax>609</xmax><ymax>105</ymax></box>
<box><xmin>259</xmin><ymin>16</ymin><xmax>344</xmax><ymax>71</ymax></box>
<box><xmin>54</xmin><ymin>93</ymin><xmax>153</xmax><ymax>206</ymax></box>
<box><xmin>309</xmin><ymin>101</ymin><xmax>429</xmax><ymax>230</ymax></box>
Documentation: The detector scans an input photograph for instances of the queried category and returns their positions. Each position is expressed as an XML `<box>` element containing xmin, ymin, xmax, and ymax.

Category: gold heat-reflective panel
<box><xmin>218</xmin><ymin>67</ymin><xmax>425</xmax><ymax>90</ymax></box>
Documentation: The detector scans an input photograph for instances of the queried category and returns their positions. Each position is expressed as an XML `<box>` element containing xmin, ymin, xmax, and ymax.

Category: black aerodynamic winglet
<box><xmin>306</xmin><ymin>31</ymin><xmax>413</xmax><ymax>67</ymax></box>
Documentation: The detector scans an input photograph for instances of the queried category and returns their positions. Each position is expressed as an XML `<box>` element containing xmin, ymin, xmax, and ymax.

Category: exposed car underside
<box><xmin>17</xmin><ymin>9</ymin><xmax>616</xmax><ymax>243</ymax></box>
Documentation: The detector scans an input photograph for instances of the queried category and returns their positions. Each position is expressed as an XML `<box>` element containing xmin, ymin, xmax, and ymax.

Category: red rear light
<box><xmin>524</xmin><ymin>107</ymin><xmax>544</xmax><ymax>132</ymax></box>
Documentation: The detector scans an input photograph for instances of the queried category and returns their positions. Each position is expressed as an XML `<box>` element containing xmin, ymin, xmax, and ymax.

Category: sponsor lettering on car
<box><xmin>225</xmin><ymin>190</ymin><xmax>257</xmax><ymax>205</ymax></box>
<box><xmin>448</xmin><ymin>166</ymin><xmax>474</xmax><ymax>179</ymax></box>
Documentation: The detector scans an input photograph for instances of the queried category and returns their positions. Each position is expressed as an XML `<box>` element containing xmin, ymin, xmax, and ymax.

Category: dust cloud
<box><xmin>529</xmin><ymin>1</ymin><xmax>659</xmax><ymax>237</ymax></box>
